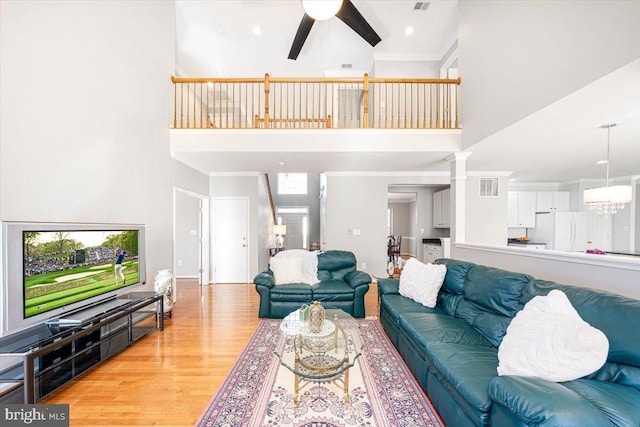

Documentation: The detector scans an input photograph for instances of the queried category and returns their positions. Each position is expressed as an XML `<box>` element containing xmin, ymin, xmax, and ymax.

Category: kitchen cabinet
<box><xmin>423</xmin><ymin>244</ymin><xmax>443</xmax><ymax>264</ymax></box>
<box><xmin>422</xmin><ymin>238</ymin><xmax>450</xmax><ymax>264</ymax></box>
<box><xmin>536</xmin><ymin>191</ymin><xmax>570</xmax><ymax>212</ymax></box>
<box><xmin>433</xmin><ymin>189</ymin><xmax>450</xmax><ymax>228</ymax></box>
<box><xmin>508</xmin><ymin>192</ymin><xmax>536</xmax><ymax>228</ymax></box>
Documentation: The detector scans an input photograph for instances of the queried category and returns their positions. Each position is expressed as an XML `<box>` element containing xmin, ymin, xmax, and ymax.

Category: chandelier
<box><xmin>583</xmin><ymin>123</ymin><xmax>632</xmax><ymax>216</ymax></box>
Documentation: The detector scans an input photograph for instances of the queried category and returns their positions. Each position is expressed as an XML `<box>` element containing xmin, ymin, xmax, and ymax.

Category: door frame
<box><xmin>276</xmin><ymin>205</ymin><xmax>310</xmax><ymax>250</ymax></box>
<box><xmin>173</xmin><ymin>187</ymin><xmax>210</xmax><ymax>291</ymax></box>
<box><xmin>212</xmin><ymin>196</ymin><xmax>250</xmax><ymax>283</ymax></box>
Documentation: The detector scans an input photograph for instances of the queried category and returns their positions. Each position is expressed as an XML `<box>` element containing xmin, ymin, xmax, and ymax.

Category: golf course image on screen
<box><xmin>23</xmin><ymin>230</ymin><xmax>140</xmax><ymax>318</ymax></box>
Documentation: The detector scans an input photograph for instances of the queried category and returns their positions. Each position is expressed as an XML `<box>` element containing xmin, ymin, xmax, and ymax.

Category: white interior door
<box><xmin>213</xmin><ymin>198</ymin><xmax>249</xmax><ymax>283</ymax></box>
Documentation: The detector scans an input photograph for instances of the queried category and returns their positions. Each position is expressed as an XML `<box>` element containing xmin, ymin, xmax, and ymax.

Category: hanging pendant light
<box><xmin>583</xmin><ymin>123</ymin><xmax>632</xmax><ymax>216</ymax></box>
<box><xmin>301</xmin><ymin>0</ymin><xmax>344</xmax><ymax>21</ymax></box>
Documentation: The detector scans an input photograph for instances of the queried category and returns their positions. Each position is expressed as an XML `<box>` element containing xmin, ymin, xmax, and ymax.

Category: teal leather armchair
<box><xmin>254</xmin><ymin>250</ymin><xmax>370</xmax><ymax>318</ymax></box>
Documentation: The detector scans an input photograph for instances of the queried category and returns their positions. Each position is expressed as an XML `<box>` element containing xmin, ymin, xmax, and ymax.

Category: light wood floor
<box><xmin>42</xmin><ymin>279</ymin><xmax>380</xmax><ymax>426</ymax></box>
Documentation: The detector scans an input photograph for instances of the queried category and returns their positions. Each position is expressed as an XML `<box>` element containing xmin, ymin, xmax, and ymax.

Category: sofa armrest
<box><xmin>377</xmin><ymin>278</ymin><xmax>400</xmax><ymax>295</ymax></box>
<box><xmin>344</xmin><ymin>270</ymin><xmax>372</xmax><ymax>289</ymax></box>
<box><xmin>254</xmin><ymin>271</ymin><xmax>275</xmax><ymax>288</ymax></box>
<box><xmin>488</xmin><ymin>376</ymin><xmax>611</xmax><ymax>427</ymax></box>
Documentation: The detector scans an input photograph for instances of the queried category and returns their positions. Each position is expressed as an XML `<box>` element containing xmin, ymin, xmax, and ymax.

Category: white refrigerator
<box><xmin>529</xmin><ymin>212</ymin><xmax>588</xmax><ymax>252</ymax></box>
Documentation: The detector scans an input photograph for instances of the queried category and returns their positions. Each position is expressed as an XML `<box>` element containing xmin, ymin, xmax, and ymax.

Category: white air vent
<box><xmin>341</xmin><ymin>63</ymin><xmax>352</xmax><ymax>69</ymax></box>
<box><xmin>414</xmin><ymin>2</ymin><xmax>430</xmax><ymax>11</ymax></box>
<box><xmin>480</xmin><ymin>177</ymin><xmax>499</xmax><ymax>197</ymax></box>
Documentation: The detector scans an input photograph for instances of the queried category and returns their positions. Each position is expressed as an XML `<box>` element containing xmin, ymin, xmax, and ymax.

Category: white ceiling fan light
<box><xmin>301</xmin><ymin>0</ymin><xmax>344</xmax><ymax>21</ymax></box>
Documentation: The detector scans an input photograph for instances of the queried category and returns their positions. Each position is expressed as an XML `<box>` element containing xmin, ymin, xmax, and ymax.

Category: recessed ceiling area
<box><xmin>175</xmin><ymin>0</ymin><xmax>458</xmax><ymax>77</ymax></box>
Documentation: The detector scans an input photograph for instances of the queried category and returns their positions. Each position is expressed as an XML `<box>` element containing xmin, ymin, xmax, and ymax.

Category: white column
<box><xmin>631</xmin><ymin>175</ymin><xmax>639</xmax><ymax>253</ymax></box>
<box><xmin>447</xmin><ymin>152</ymin><xmax>472</xmax><ymax>244</ymax></box>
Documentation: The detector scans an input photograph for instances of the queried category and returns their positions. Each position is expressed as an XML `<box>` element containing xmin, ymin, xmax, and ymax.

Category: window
<box><xmin>277</xmin><ymin>173</ymin><xmax>307</xmax><ymax>195</ymax></box>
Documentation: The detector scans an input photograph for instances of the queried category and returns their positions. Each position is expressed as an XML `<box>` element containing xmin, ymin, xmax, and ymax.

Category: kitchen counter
<box><xmin>507</xmin><ymin>239</ymin><xmax>546</xmax><ymax>245</ymax></box>
<box><xmin>507</xmin><ymin>239</ymin><xmax>546</xmax><ymax>249</ymax></box>
<box><xmin>607</xmin><ymin>251</ymin><xmax>640</xmax><ymax>257</ymax></box>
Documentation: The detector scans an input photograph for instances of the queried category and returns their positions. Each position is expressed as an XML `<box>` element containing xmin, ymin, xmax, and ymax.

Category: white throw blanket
<box><xmin>497</xmin><ymin>289</ymin><xmax>609</xmax><ymax>382</ymax></box>
<box><xmin>273</xmin><ymin>249</ymin><xmax>319</xmax><ymax>285</ymax></box>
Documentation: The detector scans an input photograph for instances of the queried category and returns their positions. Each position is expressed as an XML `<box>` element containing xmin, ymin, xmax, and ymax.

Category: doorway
<box><xmin>174</xmin><ymin>188</ymin><xmax>209</xmax><ymax>290</ymax></box>
<box><xmin>277</xmin><ymin>206</ymin><xmax>309</xmax><ymax>250</ymax></box>
<box><xmin>213</xmin><ymin>197</ymin><xmax>249</xmax><ymax>283</ymax></box>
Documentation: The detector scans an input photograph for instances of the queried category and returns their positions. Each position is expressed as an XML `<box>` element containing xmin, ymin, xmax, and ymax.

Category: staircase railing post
<box><xmin>363</xmin><ymin>73</ymin><xmax>369</xmax><ymax>128</ymax></box>
<box><xmin>264</xmin><ymin>73</ymin><xmax>270</xmax><ymax>128</ymax></box>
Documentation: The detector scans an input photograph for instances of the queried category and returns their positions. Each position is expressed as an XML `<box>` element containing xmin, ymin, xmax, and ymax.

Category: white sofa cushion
<box><xmin>497</xmin><ymin>289</ymin><xmax>609</xmax><ymax>382</ymax></box>
<box><xmin>398</xmin><ymin>258</ymin><xmax>446</xmax><ymax>308</ymax></box>
<box><xmin>269</xmin><ymin>257</ymin><xmax>306</xmax><ymax>285</ymax></box>
<box><xmin>273</xmin><ymin>249</ymin><xmax>319</xmax><ymax>285</ymax></box>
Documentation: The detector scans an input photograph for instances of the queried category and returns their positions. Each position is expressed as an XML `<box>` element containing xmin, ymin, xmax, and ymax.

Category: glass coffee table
<box><xmin>276</xmin><ymin>308</ymin><xmax>362</xmax><ymax>407</ymax></box>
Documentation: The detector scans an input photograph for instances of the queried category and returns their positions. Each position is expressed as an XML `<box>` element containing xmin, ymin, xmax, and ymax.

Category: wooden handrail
<box><xmin>171</xmin><ymin>76</ymin><xmax>461</xmax><ymax>85</ymax></box>
<box><xmin>171</xmin><ymin>74</ymin><xmax>461</xmax><ymax>130</ymax></box>
<box><xmin>264</xmin><ymin>173</ymin><xmax>277</xmax><ymax>224</ymax></box>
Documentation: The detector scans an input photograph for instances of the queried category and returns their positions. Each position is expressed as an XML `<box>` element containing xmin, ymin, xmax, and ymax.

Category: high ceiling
<box><xmin>175</xmin><ymin>0</ymin><xmax>458</xmax><ymax>77</ymax></box>
<box><xmin>174</xmin><ymin>1</ymin><xmax>640</xmax><ymax>184</ymax></box>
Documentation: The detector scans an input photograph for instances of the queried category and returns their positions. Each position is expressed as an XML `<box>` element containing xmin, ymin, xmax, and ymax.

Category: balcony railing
<box><xmin>171</xmin><ymin>74</ymin><xmax>460</xmax><ymax>130</ymax></box>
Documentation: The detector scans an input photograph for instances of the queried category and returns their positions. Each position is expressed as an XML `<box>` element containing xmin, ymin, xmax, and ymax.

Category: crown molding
<box><xmin>209</xmin><ymin>171</ymin><xmax>260</xmax><ymax>177</ymax></box>
<box><xmin>323</xmin><ymin>171</ymin><xmax>450</xmax><ymax>177</ymax></box>
<box><xmin>373</xmin><ymin>53</ymin><xmax>441</xmax><ymax>62</ymax></box>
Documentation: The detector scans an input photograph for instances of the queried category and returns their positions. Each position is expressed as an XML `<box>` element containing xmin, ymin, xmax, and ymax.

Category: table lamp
<box><xmin>274</xmin><ymin>224</ymin><xmax>287</xmax><ymax>248</ymax></box>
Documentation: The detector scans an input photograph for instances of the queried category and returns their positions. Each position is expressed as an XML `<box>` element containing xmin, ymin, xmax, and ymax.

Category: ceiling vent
<box><xmin>414</xmin><ymin>2</ymin><xmax>430</xmax><ymax>11</ymax></box>
<box><xmin>341</xmin><ymin>63</ymin><xmax>352</xmax><ymax>69</ymax></box>
<box><xmin>480</xmin><ymin>177</ymin><xmax>499</xmax><ymax>197</ymax></box>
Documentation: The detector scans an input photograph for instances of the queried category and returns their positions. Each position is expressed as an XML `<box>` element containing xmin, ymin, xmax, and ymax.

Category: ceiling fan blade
<box><xmin>288</xmin><ymin>14</ymin><xmax>316</xmax><ymax>60</ymax></box>
<box><xmin>335</xmin><ymin>0</ymin><xmax>381</xmax><ymax>47</ymax></box>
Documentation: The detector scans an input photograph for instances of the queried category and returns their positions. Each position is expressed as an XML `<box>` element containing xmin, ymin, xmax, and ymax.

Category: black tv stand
<box><xmin>0</xmin><ymin>292</ymin><xmax>163</xmax><ymax>403</ymax></box>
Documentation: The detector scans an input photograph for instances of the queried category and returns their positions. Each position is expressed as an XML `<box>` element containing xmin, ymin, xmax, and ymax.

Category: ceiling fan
<box><xmin>288</xmin><ymin>0</ymin><xmax>382</xmax><ymax>60</ymax></box>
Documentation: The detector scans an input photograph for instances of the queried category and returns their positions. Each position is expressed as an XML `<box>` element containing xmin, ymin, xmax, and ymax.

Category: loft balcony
<box><xmin>171</xmin><ymin>74</ymin><xmax>461</xmax><ymax>130</ymax></box>
<box><xmin>169</xmin><ymin>74</ymin><xmax>462</xmax><ymax>173</ymax></box>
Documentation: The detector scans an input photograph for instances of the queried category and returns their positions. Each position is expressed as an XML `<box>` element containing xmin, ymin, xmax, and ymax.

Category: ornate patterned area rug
<box><xmin>196</xmin><ymin>318</ymin><xmax>443</xmax><ymax>427</ymax></box>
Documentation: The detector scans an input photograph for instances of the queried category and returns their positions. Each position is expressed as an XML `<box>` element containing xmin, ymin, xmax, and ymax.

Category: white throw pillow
<box><xmin>274</xmin><ymin>249</ymin><xmax>319</xmax><ymax>285</ymax></box>
<box><xmin>269</xmin><ymin>257</ymin><xmax>306</xmax><ymax>285</ymax></box>
<box><xmin>398</xmin><ymin>258</ymin><xmax>447</xmax><ymax>308</ymax></box>
<box><xmin>497</xmin><ymin>289</ymin><xmax>609</xmax><ymax>382</ymax></box>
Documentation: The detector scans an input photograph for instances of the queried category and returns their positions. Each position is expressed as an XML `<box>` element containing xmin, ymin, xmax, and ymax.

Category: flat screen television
<box><xmin>2</xmin><ymin>223</ymin><xmax>146</xmax><ymax>336</ymax></box>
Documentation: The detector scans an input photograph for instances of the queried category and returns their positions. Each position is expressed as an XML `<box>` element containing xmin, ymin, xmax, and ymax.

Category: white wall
<box><xmin>373</xmin><ymin>60</ymin><xmax>440</xmax><ymax>78</ymax></box>
<box><xmin>325</xmin><ymin>173</ymin><xmax>449</xmax><ymax>277</ymax></box>
<box><xmin>459</xmin><ymin>0</ymin><xmax>640</xmax><ymax>148</ymax></box>
<box><xmin>175</xmin><ymin>191</ymin><xmax>200</xmax><ymax>277</ymax></box>
<box><xmin>175</xmin><ymin>161</ymin><xmax>209</xmax><ymax>197</ymax></box>
<box><xmin>0</xmin><ymin>1</ymin><xmax>176</xmax><ymax>288</ymax></box>
<box><xmin>389</xmin><ymin>202</ymin><xmax>412</xmax><ymax>239</ymax></box>
<box><xmin>465</xmin><ymin>175</ymin><xmax>508</xmax><ymax>246</ymax></box>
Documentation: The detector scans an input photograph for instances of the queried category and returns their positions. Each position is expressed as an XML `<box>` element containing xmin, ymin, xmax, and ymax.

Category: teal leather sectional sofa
<box><xmin>254</xmin><ymin>250</ymin><xmax>371</xmax><ymax>318</ymax></box>
<box><xmin>379</xmin><ymin>258</ymin><xmax>640</xmax><ymax>426</ymax></box>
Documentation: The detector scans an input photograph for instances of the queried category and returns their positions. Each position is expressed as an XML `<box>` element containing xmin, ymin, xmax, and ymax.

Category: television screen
<box><xmin>23</xmin><ymin>230</ymin><xmax>140</xmax><ymax>318</ymax></box>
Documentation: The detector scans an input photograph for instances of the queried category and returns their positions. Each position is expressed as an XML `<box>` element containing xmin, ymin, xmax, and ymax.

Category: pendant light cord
<box><xmin>605</xmin><ymin>125</ymin><xmax>610</xmax><ymax>187</ymax></box>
